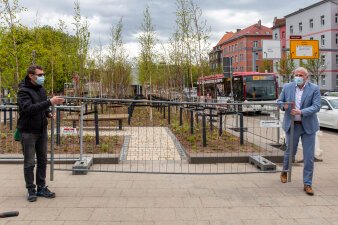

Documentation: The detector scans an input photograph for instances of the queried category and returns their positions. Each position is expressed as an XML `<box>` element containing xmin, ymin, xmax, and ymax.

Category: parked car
<box><xmin>317</xmin><ymin>96</ymin><xmax>338</xmax><ymax>129</ymax></box>
<box><xmin>323</xmin><ymin>91</ymin><xmax>338</xmax><ymax>97</ymax></box>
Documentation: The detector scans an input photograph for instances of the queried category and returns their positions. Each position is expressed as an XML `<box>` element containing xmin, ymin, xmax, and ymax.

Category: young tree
<box><xmin>138</xmin><ymin>5</ymin><xmax>157</xmax><ymax>96</ymax></box>
<box><xmin>303</xmin><ymin>56</ymin><xmax>326</xmax><ymax>84</ymax></box>
<box><xmin>0</xmin><ymin>0</ymin><xmax>26</xmax><ymax>85</ymax></box>
<box><xmin>277</xmin><ymin>53</ymin><xmax>295</xmax><ymax>83</ymax></box>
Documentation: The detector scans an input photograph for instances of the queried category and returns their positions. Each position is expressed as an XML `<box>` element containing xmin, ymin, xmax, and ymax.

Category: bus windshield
<box><xmin>246</xmin><ymin>80</ymin><xmax>276</xmax><ymax>100</ymax></box>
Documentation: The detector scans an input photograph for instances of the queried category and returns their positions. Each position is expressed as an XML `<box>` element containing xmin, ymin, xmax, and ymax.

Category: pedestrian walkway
<box><xmin>0</xmin><ymin>129</ymin><xmax>337</xmax><ymax>224</ymax></box>
<box><xmin>81</xmin><ymin>127</ymin><xmax>181</xmax><ymax>161</ymax></box>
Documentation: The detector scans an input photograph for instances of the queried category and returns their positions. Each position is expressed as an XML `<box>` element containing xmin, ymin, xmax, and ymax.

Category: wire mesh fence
<box><xmin>0</xmin><ymin>97</ymin><xmax>294</xmax><ymax>176</ymax></box>
<box><xmin>46</xmin><ymin>98</ymin><xmax>289</xmax><ymax>175</ymax></box>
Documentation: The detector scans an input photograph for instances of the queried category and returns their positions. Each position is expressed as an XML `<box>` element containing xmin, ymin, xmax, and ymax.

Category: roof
<box><xmin>198</xmin><ymin>74</ymin><xmax>223</xmax><ymax>81</ymax></box>
<box><xmin>216</xmin><ymin>32</ymin><xmax>234</xmax><ymax>46</ymax></box>
<box><xmin>272</xmin><ymin>17</ymin><xmax>286</xmax><ymax>29</ymax></box>
<box><xmin>285</xmin><ymin>0</ymin><xmax>331</xmax><ymax>18</ymax></box>
<box><xmin>221</xmin><ymin>22</ymin><xmax>272</xmax><ymax>45</ymax></box>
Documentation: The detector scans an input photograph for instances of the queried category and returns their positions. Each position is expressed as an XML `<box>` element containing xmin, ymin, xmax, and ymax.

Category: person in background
<box><xmin>17</xmin><ymin>65</ymin><xmax>64</xmax><ymax>202</ymax></box>
<box><xmin>277</xmin><ymin>67</ymin><xmax>321</xmax><ymax>196</ymax></box>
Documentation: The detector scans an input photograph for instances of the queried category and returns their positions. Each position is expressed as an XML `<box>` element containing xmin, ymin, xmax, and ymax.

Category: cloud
<box><xmin>12</xmin><ymin>0</ymin><xmax>320</xmax><ymax>57</ymax></box>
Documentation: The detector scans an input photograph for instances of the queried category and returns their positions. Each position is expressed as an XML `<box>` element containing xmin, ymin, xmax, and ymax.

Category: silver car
<box><xmin>318</xmin><ymin>96</ymin><xmax>338</xmax><ymax>129</ymax></box>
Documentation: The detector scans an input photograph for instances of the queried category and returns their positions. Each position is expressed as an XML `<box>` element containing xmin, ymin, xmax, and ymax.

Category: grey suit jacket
<box><xmin>277</xmin><ymin>81</ymin><xmax>321</xmax><ymax>134</ymax></box>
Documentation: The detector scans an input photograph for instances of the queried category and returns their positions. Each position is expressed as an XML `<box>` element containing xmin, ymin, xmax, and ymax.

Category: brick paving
<box><xmin>0</xmin><ymin>129</ymin><xmax>337</xmax><ymax>224</ymax></box>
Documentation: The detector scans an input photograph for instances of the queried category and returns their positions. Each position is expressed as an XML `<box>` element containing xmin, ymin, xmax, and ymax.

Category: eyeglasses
<box><xmin>34</xmin><ymin>73</ymin><xmax>45</xmax><ymax>77</ymax></box>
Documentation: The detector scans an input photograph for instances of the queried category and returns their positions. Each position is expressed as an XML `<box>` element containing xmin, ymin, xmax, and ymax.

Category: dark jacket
<box><xmin>17</xmin><ymin>76</ymin><xmax>52</xmax><ymax>133</ymax></box>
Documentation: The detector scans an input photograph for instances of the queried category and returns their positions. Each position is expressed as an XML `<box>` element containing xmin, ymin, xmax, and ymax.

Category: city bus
<box><xmin>197</xmin><ymin>72</ymin><xmax>279</xmax><ymax>111</ymax></box>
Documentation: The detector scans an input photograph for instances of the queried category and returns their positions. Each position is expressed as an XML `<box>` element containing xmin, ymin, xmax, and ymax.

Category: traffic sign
<box><xmin>262</xmin><ymin>40</ymin><xmax>281</xmax><ymax>59</ymax></box>
<box><xmin>290</xmin><ymin>35</ymin><xmax>302</xmax><ymax>39</ymax></box>
<box><xmin>290</xmin><ymin>40</ymin><xmax>319</xmax><ymax>59</ymax></box>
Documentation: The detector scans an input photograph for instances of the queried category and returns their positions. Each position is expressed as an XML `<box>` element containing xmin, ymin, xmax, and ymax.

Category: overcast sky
<box><xmin>18</xmin><ymin>0</ymin><xmax>320</xmax><ymax>58</ymax></box>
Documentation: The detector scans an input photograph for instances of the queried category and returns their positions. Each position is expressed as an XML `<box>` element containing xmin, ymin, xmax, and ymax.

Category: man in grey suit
<box><xmin>277</xmin><ymin>67</ymin><xmax>321</xmax><ymax>195</ymax></box>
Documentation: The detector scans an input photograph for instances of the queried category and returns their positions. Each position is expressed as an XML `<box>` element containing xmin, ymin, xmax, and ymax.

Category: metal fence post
<box><xmin>179</xmin><ymin>107</ymin><xmax>183</xmax><ymax>126</ymax></box>
<box><xmin>218</xmin><ymin>112</ymin><xmax>222</xmax><ymax>136</ymax></box>
<box><xmin>94</xmin><ymin>102</ymin><xmax>99</xmax><ymax>145</ymax></box>
<box><xmin>80</xmin><ymin>104</ymin><xmax>84</xmax><ymax>161</ymax></box>
<box><xmin>3</xmin><ymin>107</ymin><xmax>6</xmax><ymax>125</ymax></box>
<box><xmin>56</xmin><ymin>108</ymin><xmax>60</xmax><ymax>146</ymax></box>
<box><xmin>202</xmin><ymin>113</ymin><xmax>207</xmax><ymax>147</ymax></box>
<box><xmin>50</xmin><ymin>105</ymin><xmax>55</xmax><ymax>181</ymax></box>
<box><xmin>190</xmin><ymin>110</ymin><xmax>194</xmax><ymax>134</ymax></box>
<box><xmin>288</xmin><ymin>112</ymin><xmax>295</xmax><ymax>182</ymax></box>
<box><xmin>9</xmin><ymin>106</ymin><xmax>13</xmax><ymax>130</ymax></box>
<box><xmin>239</xmin><ymin>113</ymin><xmax>244</xmax><ymax>145</ymax></box>
<box><xmin>163</xmin><ymin>104</ymin><xmax>166</xmax><ymax>119</ymax></box>
<box><xmin>168</xmin><ymin>104</ymin><xmax>171</xmax><ymax>125</ymax></box>
<box><xmin>209</xmin><ymin>108</ymin><xmax>213</xmax><ymax>131</ymax></box>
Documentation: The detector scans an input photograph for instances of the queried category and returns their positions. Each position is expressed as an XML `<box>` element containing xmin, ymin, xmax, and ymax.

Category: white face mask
<box><xmin>294</xmin><ymin>76</ymin><xmax>304</xmax><ymax>85</ymax></box>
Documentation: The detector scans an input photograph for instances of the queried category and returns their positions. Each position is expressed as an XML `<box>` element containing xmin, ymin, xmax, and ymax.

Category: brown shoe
<box><xmin>280</xmin><ymin>172</ymin><xmax>287</xmax><ymax>183</ymax></box>
<box><xmin>304</xmin><ymin>185</ymin><xmax>314</xmax><ymax>196</ymax></box>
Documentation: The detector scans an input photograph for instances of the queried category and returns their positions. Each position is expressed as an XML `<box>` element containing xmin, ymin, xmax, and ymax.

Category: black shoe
<box><xmin>37</xmin><ymin>186</ymin><xmax>55</xmax><ymax>198</ymax></box>
<box><xmin>27</xmin><ymin>189</ymin><xmax>37</xmax><ymax>202</ymax></box>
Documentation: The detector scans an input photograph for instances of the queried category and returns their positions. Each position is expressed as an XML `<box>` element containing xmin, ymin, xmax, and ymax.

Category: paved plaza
<box><xmin>0</xmin><ymin>129</ymin><xmax>337</xmax><ymax>224</ymax></box>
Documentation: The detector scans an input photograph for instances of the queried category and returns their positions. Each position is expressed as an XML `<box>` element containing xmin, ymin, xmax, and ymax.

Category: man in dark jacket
<box><xmin>17</xmin><ymin>65</ymin><xmax>64</xmax><ymax>202</ymax></box>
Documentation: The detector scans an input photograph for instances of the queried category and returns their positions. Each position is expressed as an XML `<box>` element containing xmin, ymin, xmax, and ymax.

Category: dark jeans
<box><xmin>21</xmin><ymin>132</ymin><xmax>48</xmax><ymax>190</ymax></box>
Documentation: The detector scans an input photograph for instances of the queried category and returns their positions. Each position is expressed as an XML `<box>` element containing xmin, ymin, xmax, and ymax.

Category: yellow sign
<box><xmin>290</xmin><ymin>40</ymin><xmax>319</xmax><ymax>59</ymax></box>
<box><xmin>253</xmin><ymin>76</ymin><xmax>265</xmax><ymax>80</ymax></box>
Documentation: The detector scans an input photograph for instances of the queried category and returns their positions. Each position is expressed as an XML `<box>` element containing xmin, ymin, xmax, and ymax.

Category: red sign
<box><xmin>290</xmin><ymin>35</ymin><xmax>302</xmax><ymax>39</ymax></box>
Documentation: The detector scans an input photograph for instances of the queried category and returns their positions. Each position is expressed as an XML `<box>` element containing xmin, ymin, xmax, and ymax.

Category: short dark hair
<box><xmin>27</xmin><ymin>64</ymin><xmax>43</xmax><ymax>76</ymax></box>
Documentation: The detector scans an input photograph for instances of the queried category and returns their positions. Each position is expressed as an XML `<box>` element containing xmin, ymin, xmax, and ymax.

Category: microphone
<box><xmin>0</xmin><ymin>211</ymin><xmax>19</xmax><ymax>218</ymax></box>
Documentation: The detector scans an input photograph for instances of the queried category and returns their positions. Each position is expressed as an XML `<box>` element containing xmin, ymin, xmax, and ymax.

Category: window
<box><xmin>255</xmin><ymin>52</ymin><xmax>259</xmax><ymax>60</ymax></box>
<box><xmin>321</xmin><ymin>15</ymin><xmax>325</xmax><ymax>26</ymax></box>
<box><xmin>253</xmin><ymin>41</ymin><xmax>258</xmax><ymax>48</ymax></box>
<box><xmin>290</xmin><ymin>25</ymin><xmax>293</xmax><ymax>34</ymax></box>
<box><xmin>275</xmin><ymin>33</ymin><xmax>278</xmax><ymax>39</ymax></box>
<box><xmin>336</xmin><ymin>75</ymin><xmax>338</xmax><ymax>87</ymax></box>
<box><xmin>310</xmin><ymin>37</ymin><xmax>314</xmax><ymax>40</ymax></box>
<box><xmin>256</xmin><ymin>66</ymin><xmax>259</xmax><ymax>72</ymax></box>
<box><xmin>336</xmin><ymin>55</ymin><xmax>338</xmax><ymax>65</ymax></box>
<box><xmin>336</xmin><ymin>33</ymin><xmax>338</xmax><ymax>45</ymax></box>
<box><xmin>309</xmin><ymin>19</ymin><xmax>313</xmax><ymax>28</ymax></box>
<box><xmin>321</xmin><ymin>75</ymin><xmax>326</xmax><ymax>86</ymax></box>
<box><xmin>299</xmin><ymin>22</ymin><xmax>303</xmax><ymax>32</ymax></box>
<box><xmin>321</xmin><ymin>35</ymin><xmax>325</xmax><ymax>46</ymax></box>
<box><xmin>321</xmin><ymin>55</ymin><xmax>326</xmax><ymax>63</ymax></box>
<box><xmin>235</xmin><ymin>55</ymin><xmax>238</xmax><ymax>62</ymax></box>
<box><xmin>335</xmin><ymin>13</ymin><xmax>338</xmax><ymax>23</ymax></box>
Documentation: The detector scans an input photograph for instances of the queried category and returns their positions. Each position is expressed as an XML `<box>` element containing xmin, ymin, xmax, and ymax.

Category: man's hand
<box><xmin>50</xmin><ymin>96</ymin><xmax>65</xmax><ymax>105</ymax></box>
<box><xmin>291</xmin><ymin>108</ymin><xmax>302</xmax><ymax>116</ymax></box>
<box><xmin>48</xmin><ymin>112</ymin><xmax>56</xmax><ymax>120</ymax></box>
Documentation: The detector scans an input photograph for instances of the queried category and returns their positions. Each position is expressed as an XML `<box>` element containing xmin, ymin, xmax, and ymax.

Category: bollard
<box><xmin>202</xmin><ymin>114</ymin><xmax>207</xmax><ymax>147</ymax></box>
<box><xmin>190</xmin><ymin>110</ymin><xmax>194</xmax><ymax>134</ymax></box>
<box><xmin>239</xmin><ymin>113</ymin><xmax>244</xmax><ymax>145</ymax></box>
<box><xmin>168</xmin><ymin>105</ymin><xmax>171</xmax><ymax>124</ymax></box>
<box><xmin>56</xmin><ymin>108</ymin><xmax>61</xmax><ymax>146</ymax></box>
<box><xmin>218</xmin><ymin>113</ymin><xmax>222</xmax><ymax>136</ymax></box>
<box><xmin>179</xmin><ymin>107</ymin><xmax>183</xmax><ymax>126</ymax></box>
<box><xmin>94</xmin><ymin>102</ymin><xmax>99</xmax><ymax>145</ymax></box>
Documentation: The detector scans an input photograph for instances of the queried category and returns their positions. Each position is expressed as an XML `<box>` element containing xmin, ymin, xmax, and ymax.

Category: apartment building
<box><xmin>285</xmin><ymin>0</ymin><xmax>338</xmax><ymax>90</ymax></box>
<box><xmin>209</xmin><ymin>32</ymin><xmax>234</xmax><ymax>71</ymax></box>
<box><xmin>209</xmin><ymin>20</ymin><xmax>273</xmax><ymax>73</ymax></box>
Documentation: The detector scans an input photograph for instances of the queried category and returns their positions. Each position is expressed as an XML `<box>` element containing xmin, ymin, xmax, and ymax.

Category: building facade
<box><xmin>209</xmin><ymin>32</ymin><xmax>234</xmax><ymax>71</ymax></box>
<box><xmin>285</xmin><ymin>0</ymin><xmax>338</xmax><ymax>90</ymax></box>
<box><xmin>219</xmin><ymin>20</ymin><xmax>273</xmax><ymax>72</ymax></box>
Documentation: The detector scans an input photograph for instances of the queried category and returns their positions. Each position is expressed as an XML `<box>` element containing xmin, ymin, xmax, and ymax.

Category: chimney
<box><xmin>257</xmin><ymin>19</ymin><xmax>261</xmax><ymax>28</ymax></box>
<box><xmin>236</xmin><ymin>29</ymin><xmax>241</xmax><ymax>32</ymax></box>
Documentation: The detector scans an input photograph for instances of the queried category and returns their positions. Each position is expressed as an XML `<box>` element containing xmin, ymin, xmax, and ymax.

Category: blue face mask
<box><xmin>36</xmin><ymin>76</ymin><xmax>45</xmax><ymax>85</ymax></box>
<box><xmin>294</xmin><ymin>76</ymin><xmax>304</xmax><ymax>85</ymax></box>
